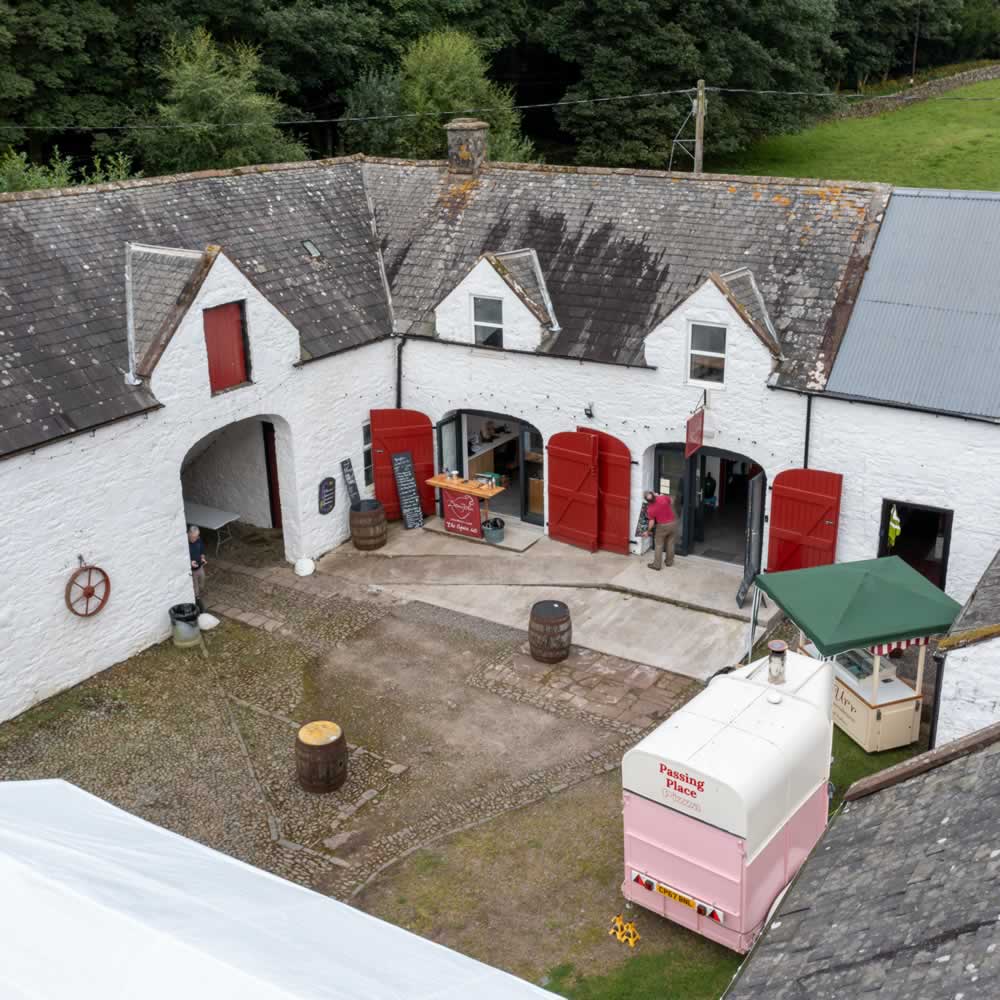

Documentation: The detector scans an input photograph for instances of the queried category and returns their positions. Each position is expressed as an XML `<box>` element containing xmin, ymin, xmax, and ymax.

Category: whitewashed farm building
<box><xmin>2</xmin><ymin>121</ymin><xmax>998</xmax><ymax>723</ymax></box>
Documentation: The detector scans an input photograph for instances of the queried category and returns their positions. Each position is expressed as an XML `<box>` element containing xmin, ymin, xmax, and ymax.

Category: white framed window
<box><xmin>688</xmin><ymin>322</ymin><xmax>727</xmax><ymax>385</ymax></box>
<box><xmin>362</xmin><ymin>421</ymin><xmax>373</xmax><ymax>486</ymax></box>
<box><xmin>473</xmin><ymin>296</ymin><xmax>503</xmax><ymax>348</ymax></box>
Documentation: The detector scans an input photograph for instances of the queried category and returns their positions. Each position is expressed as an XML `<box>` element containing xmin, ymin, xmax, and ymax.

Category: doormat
<box><xmin>701</xmin><ymin>548</ymin><xmax>744</xmax><ymax>564</ymax></box>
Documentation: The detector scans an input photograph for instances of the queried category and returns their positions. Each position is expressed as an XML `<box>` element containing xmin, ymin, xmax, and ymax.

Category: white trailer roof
<box><xmin>622</xmin><ymin>652</ymin><xmax>832</xmax><ymax>859</ymax></box>
<box><xmin>0</xmin><ymin>780</ymin><xmax>556</xmax><ymax>1000</ymax></box>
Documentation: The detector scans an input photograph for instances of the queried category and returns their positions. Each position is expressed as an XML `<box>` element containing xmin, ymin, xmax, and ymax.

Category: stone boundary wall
<box><xmin>833</xmin><ymin>64</ymin><xmax>1000</xmax><ymax>120</ymax></box>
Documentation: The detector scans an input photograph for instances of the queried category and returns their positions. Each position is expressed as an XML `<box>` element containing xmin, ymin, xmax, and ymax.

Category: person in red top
<box><xmin>643</xmin><ymin>489</ymin><xmax>677</xmax><ymax>570</ymax></box>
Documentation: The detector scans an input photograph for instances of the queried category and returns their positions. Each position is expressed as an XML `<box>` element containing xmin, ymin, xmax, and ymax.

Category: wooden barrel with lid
<box><xmin>529</xmin><ymin>600</ymin><xmax>572</xmax><ymax>664</ymax></box>
<box><xmin>295</xmin><ymin>720</ymin><xmax>348</xmax><ymax>793</ymax></box>
<box><xmin>350</xmin><ymin>500</ymin><xmax>387</xmax><ymax>551</ymax></box>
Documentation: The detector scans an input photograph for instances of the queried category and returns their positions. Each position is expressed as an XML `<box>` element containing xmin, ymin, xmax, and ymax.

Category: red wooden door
<box><xmin>203</xmin><ymin>302</ymin><xmax>248</xmax><ymax>392</ymax></box>
<box><xmin>261</xmin><ymin>421</ymin><xmax>282</xmax><ymax>530</ymax></box>
<box><xmin>548</xmin><ymin>431</ymin><xmax>599</xmax><ymax>551</ymax></box>
<box><xmin>578</xmin><ymin>427</ymin><xmax>631</xmax><ymax>555</ymax></box>
<box><xmin>370</xmin><ymin>409</ymin><xmax>435</xmax><ymax>521</ymax></box>
<box><xmin>767</xmin><ymin>469</ymin><xmax>843</xmax><ymax>572</ymax></box>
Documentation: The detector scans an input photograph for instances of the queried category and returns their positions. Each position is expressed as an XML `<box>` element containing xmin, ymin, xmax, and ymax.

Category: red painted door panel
<box><xmin>578</xmin><ymin>427</ymin><xmax>631</xmax><ymax>555</ymax></box>
<box><xmin>548</xmin><ymin>431</ymin><xmax>599</xmax><ymax>551</ymax></box>
<box><xmin>203</xmin><ymin>302</ymin><xmax>247</xmax><ymax>392</ymax></box>
<box><xmin>767</xmin><ymin>469</ymin><xmax>843</xmax><ymax>572</ymax></box>
<box><xmin>370</xmin><ymin>409</ymin><xmax>435</xmax><ymax>521</ymax></box>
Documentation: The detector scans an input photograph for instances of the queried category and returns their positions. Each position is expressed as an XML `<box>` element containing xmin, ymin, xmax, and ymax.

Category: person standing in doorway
<box><xmin>188</xmin><ymin>524</ymin><xmax>207</xmax><ymax>609</ymax></box>
<box><xmin>644</xmin><ymin>490</ymin><xmax>677</xmax><ymax>570</ymax></box>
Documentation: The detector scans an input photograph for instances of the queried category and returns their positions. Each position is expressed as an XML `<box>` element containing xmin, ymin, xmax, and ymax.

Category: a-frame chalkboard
<box><xmin>391</xmin><ymin>452</ymin><xmax>424</xmax><ymax>529</ymax></box>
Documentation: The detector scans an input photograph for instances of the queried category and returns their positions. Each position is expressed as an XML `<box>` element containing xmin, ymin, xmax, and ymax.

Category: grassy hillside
<box><xmin>715</xmin><ymin>77</ymin><xmax>1000</xmax><ymax>189</ymax></box>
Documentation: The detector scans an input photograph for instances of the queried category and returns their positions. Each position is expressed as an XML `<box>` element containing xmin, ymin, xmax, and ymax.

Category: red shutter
<box><xmin>547</xmin><ymin>431</ymin><xmax>599</xmax><ymax>551</ymax></box>
<box><xmin>767</xmin><ymin>469</ymin><xmax>843</xmax><ymax>572</ymax></box>
<box><xmin>203</xmin><ymin>303</ymin><xmax>248</xmax><ymax>392</ymax></box>
<box><xmin>578</xmin><ymin>427</ymin><xmax>631</xmax><ymax>555</ymax></box>
<box><xmin>370</xmin><ymin>408</ymin><xmax>435</xmax><ymax>521</ymax></box>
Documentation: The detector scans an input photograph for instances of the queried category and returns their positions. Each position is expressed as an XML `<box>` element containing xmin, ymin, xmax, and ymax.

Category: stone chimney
<box><xmin>445</xmin><ymin>119</ymin><xmax>489</xmax><ymax>175</ymax></box>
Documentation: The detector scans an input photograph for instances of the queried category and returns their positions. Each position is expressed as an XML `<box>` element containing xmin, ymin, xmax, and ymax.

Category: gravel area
<box><xmin>0</xmin><ymin>558</ymin><xmax>700</xmax><ymax>904</ymax></box>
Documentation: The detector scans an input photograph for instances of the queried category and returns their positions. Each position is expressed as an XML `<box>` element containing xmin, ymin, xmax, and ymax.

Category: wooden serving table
<box><xmin>426</xmin><ymin>474</ymin><xmax>505</xmax><ymax>539</ymax></box>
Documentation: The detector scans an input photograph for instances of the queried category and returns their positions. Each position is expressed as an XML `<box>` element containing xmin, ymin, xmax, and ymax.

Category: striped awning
<box><xmin>868</xmin><ymin>636</ymin><xmax>933</xmax><ymax>656</ymax></box>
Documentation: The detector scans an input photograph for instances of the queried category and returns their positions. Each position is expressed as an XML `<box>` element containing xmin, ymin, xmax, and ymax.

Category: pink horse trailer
<box><xmin>621</xmin><ymin>644</ymin><xmax>832</xmax><ymax>953</ymax></box>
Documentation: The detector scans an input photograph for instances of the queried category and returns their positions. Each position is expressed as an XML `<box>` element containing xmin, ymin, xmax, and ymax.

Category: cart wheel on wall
<box><xmin>65</xmin><ymin>565</ymin><xmax>111</xmax><ymax>617</ymax></box>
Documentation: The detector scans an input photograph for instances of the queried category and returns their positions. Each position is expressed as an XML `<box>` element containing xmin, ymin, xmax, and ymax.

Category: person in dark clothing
<box><xmin>188</xmin><ymin>524</ymin><xmax>207</xmax><ymax>608</ymax></box>
<box><xmin>643</xmin><ymin>490</ymin><xmax>677</xmax><ymax>570</ymax></box>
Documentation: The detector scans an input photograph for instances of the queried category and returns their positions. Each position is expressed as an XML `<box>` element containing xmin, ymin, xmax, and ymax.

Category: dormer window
<box><xmin>473</xmin><ymin>296</ymin><xmax>503</xmax><ymax>348</ymax></box>
<box><xmin>688</xmin><ymin>322</ymin><xmax>727</xmax><ymax>385</ymax></box>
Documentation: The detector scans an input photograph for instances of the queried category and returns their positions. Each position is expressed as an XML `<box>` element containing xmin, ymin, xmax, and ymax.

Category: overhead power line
<box><xmin>4</xmin><ymin>82</ymin><xmax>1000</xmax><ymax>134</ymax></box>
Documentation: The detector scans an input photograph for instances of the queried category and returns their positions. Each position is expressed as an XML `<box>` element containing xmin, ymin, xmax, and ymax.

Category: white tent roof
<box><xmin>0</xmin><ymin>780</ymin><xmax>555</xmax><ymax>1000</ymax></box>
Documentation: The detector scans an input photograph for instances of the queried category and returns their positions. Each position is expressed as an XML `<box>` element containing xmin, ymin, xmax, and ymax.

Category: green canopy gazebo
<box><xmin>750</xmin><ymin>557</ymin><xmax>962</xmax><ymax>752</ymax></box>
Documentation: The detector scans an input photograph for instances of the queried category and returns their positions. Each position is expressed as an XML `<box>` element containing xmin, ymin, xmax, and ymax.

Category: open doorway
<box><xmin>436</xmin><ymin>411</ymin><xmax>544</xmax><ymax>526</ymax></box>
<box><xmin>651</xmin><ymin>444</ymin><xmax>764</xmax><ymax>564</ymax></box>
<box><xmin>180</xmin><ymin>415</ymin><xmax>291</xmax><ymax>566</ymax></box>
<box><xmin>878</xmin><ymin>498</ymin><xmax>953</xmax><ymax>589</ymax></box>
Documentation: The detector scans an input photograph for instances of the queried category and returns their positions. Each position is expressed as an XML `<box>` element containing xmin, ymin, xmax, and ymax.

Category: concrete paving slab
<box><xmin>383</xmin><ymin>583</ymin><xmax>756</xmax><ymax>681</ymax></box>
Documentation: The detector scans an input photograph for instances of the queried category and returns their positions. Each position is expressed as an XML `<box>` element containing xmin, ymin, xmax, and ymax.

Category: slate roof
<box><xmin>710</xmin><ymin>270</ymin><xmax>782</xmax><ymax>358</ymax></box>
<box><xmin>726</xmin><ymin>725</ymin><xmax>1000</xmax><ymax>1000</ymax></box>
<box><xmin>945</xmin><ymin>549</ymin><xmax>1000</xmax><ymax>641</ymax></box>
<box><xmin>0</xmin><ymin>155</ymin><xmax>888</xmax><ymax>459</ymax></box>
<box><xmin>826</xmin><ymin>188</ymin><xmax>1000</xmax><ymax>420</ymax></box>
<box><xmin>491</xmin><ymin>249</ymin><xmax>557</xmax><ymax>328</ymax></box>
<box><xmin>129</xmin><ymin>244</ymin><xmax>209</xmax><ymax>377</ymax></box>
<box><xmin>365</xmin><ymin>161</ymin><xmax>887</xmax><ymax>380</ymax></box>
<box><xmin>0</xmin><ymin>160</ymin><xmax>391</xmax><ymax>458</ymax></box>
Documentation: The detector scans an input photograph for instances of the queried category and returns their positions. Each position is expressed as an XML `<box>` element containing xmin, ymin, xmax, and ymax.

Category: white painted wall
<box><xmin>181</xmin><ymin>416</ymin><xmax>272</xmax><ymax>528</ymax></box>
<box><xmin>809</xmin><ymin>396</ymin><xmax>1000</xmax><ymax>603</ymax></box>
<box><xmin>0</xmin><ymin>252</ymin><xmax>394</xmax><ymax>724</ymax></box>
<box><xmin>434</xmin><ymin>258</ymin><xmax>544</xmax><ymax>352</ymax></box>
<box><xmin>937</xmin><ymin>640</ymin><xmax>1000</xmax><ymax>746</ymax></box>
<box><xmin>408</xmin><ymin>278</ymin><xmax>805</xmax><ymax>559</ymax></box>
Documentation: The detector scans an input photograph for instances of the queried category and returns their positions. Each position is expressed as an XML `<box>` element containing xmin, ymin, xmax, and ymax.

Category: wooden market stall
<box><xmin>425</xmin><ymin>473</ymin><xmax>505</xmax><ymax>540</ymax></box>
<box><xmin>751</xmin><ymin>557</ymin><xmax>962</xmax><ymax>753</ymax></box>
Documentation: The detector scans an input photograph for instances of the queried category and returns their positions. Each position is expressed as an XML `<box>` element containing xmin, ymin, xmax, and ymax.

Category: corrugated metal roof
<box><xmin>826</xmin><ymin>188</ymin><xmax>1000</xmax><ymax>419</ymax></box>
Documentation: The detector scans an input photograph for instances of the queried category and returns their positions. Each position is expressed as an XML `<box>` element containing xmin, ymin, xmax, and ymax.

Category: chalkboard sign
<box><xmin>634</xmin><ymin>500</ymin><xmax>650</xmax><ymax>538</ymax></box>
<box><xmin>341</xmin><ymin>458</ymin><xmax>362</xmax><ymax>507</ymax></box>
<box><xmin>318</xmin><ymin>476</ymin><xmax>336</xmax><ymax>515</ymax></box>
<box><xmin>391</xmin><ymin>451</ymin><xmax>424</xmax><ymax>529</ymax></box>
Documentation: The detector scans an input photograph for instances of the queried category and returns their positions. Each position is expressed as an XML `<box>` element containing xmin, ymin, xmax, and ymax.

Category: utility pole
<box><xmin>694</xmin><ymin>79</ymin><xmax>706</xmax><ymax>174</ymax></box>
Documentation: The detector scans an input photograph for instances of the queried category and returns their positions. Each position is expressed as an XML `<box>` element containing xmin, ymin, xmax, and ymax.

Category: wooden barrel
<box><xmin>529</xmin><ymin>600</ymin><xmax>572</xmax><ymax>663</ymax></box>
<box><xmin>295</xmin><ymin>721</ymin><xmax>348</xmax><ymax>793</ymax></box>
<box><xmin>350</xmin><ymin>500</ymin><xmax>387</xmax><ymax>551</ymax></box>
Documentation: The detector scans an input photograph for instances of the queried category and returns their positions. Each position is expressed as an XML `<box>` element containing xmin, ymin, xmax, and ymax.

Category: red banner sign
<box><xmin>685</xmin><ymin>408</ymin><xmax>705</xmax><ymax>459</ymax></box>
<box><xmin>442</xmin><ymin>488</ymin><xmax>483</xmax><ymax>538</ymax></box>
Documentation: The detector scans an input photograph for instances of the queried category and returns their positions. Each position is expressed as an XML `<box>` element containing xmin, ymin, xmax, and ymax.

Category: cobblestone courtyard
<box><xmin>0</xmin><ymin>560</ymin><xmax>698</xmax><ymax>903</ymax></box>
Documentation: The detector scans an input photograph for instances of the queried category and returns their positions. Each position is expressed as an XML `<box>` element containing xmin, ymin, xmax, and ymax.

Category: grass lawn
<box><xmin>714</xmin><ymin>77</ymin><xmax>1000</xmax><ymax>189</ymax></box>
<box><xmin>829</xmin><ymin>724</ymin><xmax>919</xmax><ymax>810</ymax></box>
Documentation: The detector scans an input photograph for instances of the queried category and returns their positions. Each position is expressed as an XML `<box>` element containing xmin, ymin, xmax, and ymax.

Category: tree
<box><xmin>832</xmin><ymin>0</ymin><xmax>964</xmax><ymax>90</ymax></box>
<box><xmin>540</xmin><ymin>0</ymin><xmax>839</xmax><ymax>167</ymax></box>
<box><xmin>339</xmin><ymin>69</ymin><xmax>404</xmax><ymax>157</ymax></box>
<box><xmin>0</xmin><ymin>147</ymin><xmax>132</xmax><ymax>193</ymax></box>
<box><xmin>128</xmin><ymin>28</ymin><xmax>308</xmax><ymax>175</ymax></box>
<box><xmin>397</xmin><ymin>30</ymin><xmax>535</xmax><ymax>161</ymax></box>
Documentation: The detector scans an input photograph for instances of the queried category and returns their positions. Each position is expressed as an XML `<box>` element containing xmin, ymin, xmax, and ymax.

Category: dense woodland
<box><xmin>1</xmin><ymin>0</ymin><xmax>999</xmax><ymax>188</ymax></box>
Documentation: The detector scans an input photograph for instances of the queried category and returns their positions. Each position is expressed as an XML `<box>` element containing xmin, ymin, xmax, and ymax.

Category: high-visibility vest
<box><xmin>888</xmin><ymin>504</ymin><xmax>901</xmax><ymax>548</ymax></box>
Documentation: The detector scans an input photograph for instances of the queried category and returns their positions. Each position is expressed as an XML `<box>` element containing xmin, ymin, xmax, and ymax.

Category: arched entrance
<box><xmin>436</xmin><ymin>409</ymin><xmax>545</xmax><ymax>526</ymax></box>
<box><xmin>651</xmin><ymin>442</ymin><xmax>765</xmax><ymax>564</ymax></box>
<box><xmin>179</xmin><ymin>413</ymin><xmax>299</xmax><ymax>565</ymax></box>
